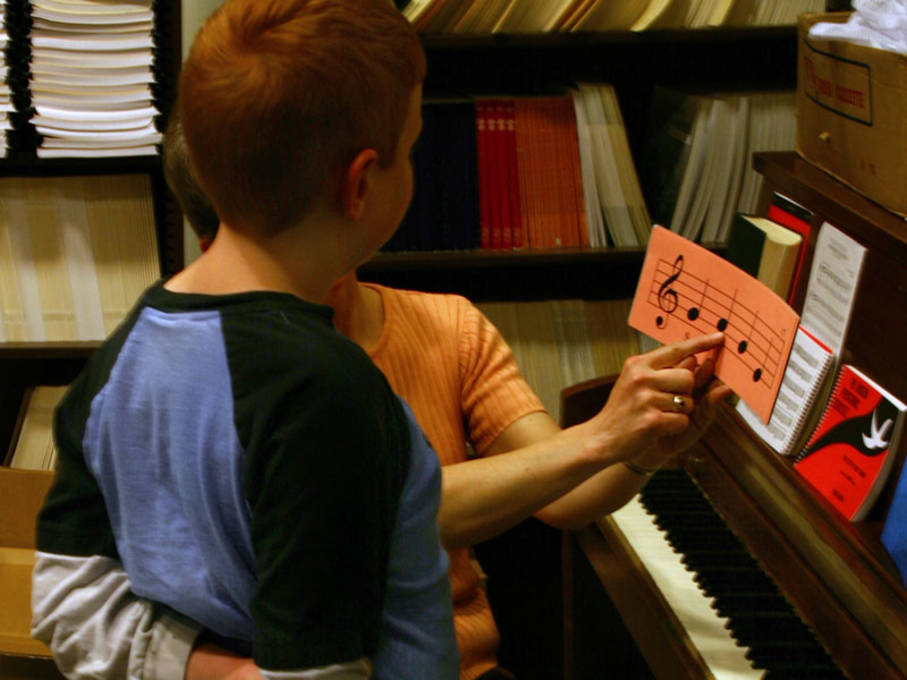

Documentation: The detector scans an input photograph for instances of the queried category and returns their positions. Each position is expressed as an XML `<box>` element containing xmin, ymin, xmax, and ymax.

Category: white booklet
<box><xmin>799</xmin><ymin>221</ymin><xmax>867</xmax><ymax>356</ymax></box>
<box><xmin>737</xmin><ymin>325</ymin><xmax>836</xmax><ymax>457</ymax></box>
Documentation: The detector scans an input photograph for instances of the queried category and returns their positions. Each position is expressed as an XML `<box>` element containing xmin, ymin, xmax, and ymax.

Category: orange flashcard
<box><xmin>628</xmin><ymin>226</ymin><xmax>799</xmax><ymax>423</ymax></box>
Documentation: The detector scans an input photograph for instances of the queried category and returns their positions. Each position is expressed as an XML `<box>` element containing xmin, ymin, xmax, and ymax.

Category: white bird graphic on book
<box><xmin>862</xmin><ymin>410</ymin><xmax>893</xmax><ymax>451</ymax></box>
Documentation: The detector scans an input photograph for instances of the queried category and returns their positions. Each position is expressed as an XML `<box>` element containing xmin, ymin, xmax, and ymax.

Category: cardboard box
<box><xmin>0</xmin><ymin>467</ymin><xmax>55</xmax><ymax>660</ymax></box>
<box><xmin>796</xmin><ymin>12</ymin><xmax>907</xmax><ymax>217</ymax></box>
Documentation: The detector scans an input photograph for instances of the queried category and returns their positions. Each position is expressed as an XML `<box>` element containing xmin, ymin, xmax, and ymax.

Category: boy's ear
<box><xmin>342</xmin><ymin>148</ymin><xmax>379</xmax><ymax>221</ymax></box>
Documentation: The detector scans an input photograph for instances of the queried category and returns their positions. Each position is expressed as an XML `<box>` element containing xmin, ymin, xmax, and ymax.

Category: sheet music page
<box><xmin>799</xmin><ymin>222</ymin><xmax>867</xmax><ymax>357</ymax></box>
<box><xmin>628</xmin><ymin>226</ymin><xmax>800</xmax><ymax>423</ymax></box>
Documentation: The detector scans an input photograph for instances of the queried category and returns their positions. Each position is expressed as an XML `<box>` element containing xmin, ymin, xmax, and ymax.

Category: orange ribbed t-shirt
<box><xmin>362</xmin><ymin>284</ymin><xmax>546</xmax><ymax>680</ymax></box>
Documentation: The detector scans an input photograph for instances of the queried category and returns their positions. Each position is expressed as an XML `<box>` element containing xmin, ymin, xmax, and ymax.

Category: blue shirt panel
<box><xmin>377</xmin><ymin>400</ymin><xmax>459</xmax><ymax>679</ymax></box>
<box><xmin>83</xmin><ymin>306</ymin><xmax>255</xmax><ymax>638</ymax></box>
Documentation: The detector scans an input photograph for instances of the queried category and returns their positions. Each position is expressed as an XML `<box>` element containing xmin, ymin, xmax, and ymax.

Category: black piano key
<box><xmin>725</xmin><ymin>611</ymin><xmax>811</xmax><ymax>641</ymax></box>
<box><xmin>744</xmin><ymin>640</ymin><xmax>837</xmax><ymax>666</ymax></box>
<box><xmin>762</xmin><ymin>664</ymin><xmax>846</xmax><ymax>680</ymax></box>
<box><xmin>710</xmin><ymin>593</ymin><xmax>791</xmax><ymax>617</ymax></box>
<box><xmin>637</xmin><ymin>469</ymin><xmax>848</xmax><ymax>679</ymax></box>
<box><xmin>692</xmin><ymin>568</ymin><xmax>777</xmax><ymax>593</ymax></box>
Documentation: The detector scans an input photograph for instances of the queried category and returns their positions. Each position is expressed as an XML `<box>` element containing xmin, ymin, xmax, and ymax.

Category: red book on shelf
<box><xmin>493</xmin><ymin>101</ymin><xmax>513</xmax><ymax>249</ymax></box>
<box><xmin>502</xmin><ymin>99</ymin><xmax>522</xmax><ymax>249</ymax></box>
<box><xmin>555</xmin><ymin>96</ymin><xmax>586</xmax><ymax>248</ymax></box>
<box><xmin>767</xmin><ymin>192</ymin><xmax>814</xmax><ymax>305</ymax></box>
<box><xmin>488</xmin><ymin>100</ymin><xmax>507</xmax><ymax>250</ymax></box>
<box><xmin>795</xmin><ymin>364</ymin><xmax>907</xmax><ymax>522</ymax></box>
<box><xmin>475</xmin><ymin>100</ymin><xmax>493</xmax><ymax>250</ymax></box>
<box><xmin>531</xmin><ymin>98</ymin><xmax>560</xmax><ymax>248</ymax></box>
<box><xmin>514</xmin><ymin>98</ymin><xmax>541</xmax><ymax>249</ymax></box>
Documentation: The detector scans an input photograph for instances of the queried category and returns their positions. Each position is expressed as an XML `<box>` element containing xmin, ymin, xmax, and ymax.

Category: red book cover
<box><xmin>514</xmin><ymin>99</ymin><xmax>539</xmax><ymax>249</ymax></box>
<box><xmin>494</xmin><ymin>101</ymin><xmax>513</xmax><ymax>249</ymax></box>
<box><xmin>476</xmin><ymin>100</ymin><xmax>492</xmax><ymax>250</ymax></box>
<box><xmin>556</xmin><ymin>96</ymin><xmax>586</xmax><ymax>248</ymax></box>
<box><xmin>795</xmin><ymin>364</ymin><xmax>907</xmax><ymax>521</ymax></box>
<box><xmin>767</xmin><ymin>192</ymin><xmax>813</xmax><ymax>305</ymax></box>
<box><xmin>532</xmin><ymin>98</ymin><xmax>559</xmax><ymax>249</ymax></box>
<box><xmin>488</xmin><ymin>101</ymin><xmax>505</xmax><ymax>250</ymax></box>
<box><xmin>502</xmin><ymin>100</ymin><xmax>521</xmax><ymax>249</ymax></box>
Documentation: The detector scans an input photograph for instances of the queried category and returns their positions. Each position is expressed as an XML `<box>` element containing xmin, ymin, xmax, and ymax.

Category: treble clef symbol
<box><xmin>656</xmin><ymin>255</ymin><xmax>683</xmax><ymax>329</ymax></box>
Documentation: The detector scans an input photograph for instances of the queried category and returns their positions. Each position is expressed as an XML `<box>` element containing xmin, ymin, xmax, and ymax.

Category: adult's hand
<box><xmin>585</xmin><ymin>332</ymin><xmax>726</xmax><ymax>465</ymax></box>
<box><xmin>655</xmin><ymin>353</ymin><xmax>733</xmax><ymax>457</ymax></box>
<box><xmin>185</xmin><ymin>642</ymin><xmax>262</xmax><ymax>680</ymax></box>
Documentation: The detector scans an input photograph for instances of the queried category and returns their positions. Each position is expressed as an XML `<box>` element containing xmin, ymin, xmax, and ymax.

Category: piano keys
<box><xmin>632</xmin><ymin>469</ymin><xmax>844</xmax><ymax>679</ymax></box>
<box><xmin>608</xmin><ymin>494</ymin><xmax>763</xmax><ymax>680</ymax></box>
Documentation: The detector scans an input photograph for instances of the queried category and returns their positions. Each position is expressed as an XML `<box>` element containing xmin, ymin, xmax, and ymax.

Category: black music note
<box><xmin>739</xmin><ymin>311</ymin><xmax>764</xmax><ymax>383</ymax></box>
<box><xmin>686</xmin><ymin>279</ymin><xmax>708</xmax><ymax>322</ymax></box>
<box><xmin>655</xmin><ymin>255</ymin><xmax>683</xmax><ymax>329</ymax></box>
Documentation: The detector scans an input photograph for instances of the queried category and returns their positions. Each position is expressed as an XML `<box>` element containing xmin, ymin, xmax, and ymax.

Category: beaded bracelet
<box><xmin>623</xmin><ymin>461</ymin><xmax>658</xmax><ymax>477</ymax></box>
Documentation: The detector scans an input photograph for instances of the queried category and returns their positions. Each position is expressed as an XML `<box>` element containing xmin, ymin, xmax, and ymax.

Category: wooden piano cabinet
<box><xmin>688</xmin><ymin>409</ymin><xmax>907</xmax><ymax>680</ymax></box>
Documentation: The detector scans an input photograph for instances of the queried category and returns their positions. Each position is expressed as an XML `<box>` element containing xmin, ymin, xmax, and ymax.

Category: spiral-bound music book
<box><xmin>736</xmin><ymin>325</ymin><xmax>835</xmax><ymax>457</ymax></box>
<box><xmin>795</xmin><ymin>364</ymin><xmax>907</xmax><ymax>522</ymax></box>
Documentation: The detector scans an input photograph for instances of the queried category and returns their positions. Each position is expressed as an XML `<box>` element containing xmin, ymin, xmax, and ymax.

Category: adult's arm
<box><xmin>438</xmin><ymin>336</ymin><xmax>730</xmax><ymax>548</ymax></box>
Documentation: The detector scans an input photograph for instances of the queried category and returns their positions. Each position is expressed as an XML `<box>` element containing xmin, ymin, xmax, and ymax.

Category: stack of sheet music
<box><xmin>1</xmin><ymin>0</ymin><xmax>10</xmax><ymax>158</ymax></box>
<box><xmin>28</xmin><ymin>0</ymin><xmax>161</xmax><ymax>158</ymax></box>
<box><xmin>639</xmin><ymin>89</ymin><xmax>796</xmax><ymax>245</ymax></box>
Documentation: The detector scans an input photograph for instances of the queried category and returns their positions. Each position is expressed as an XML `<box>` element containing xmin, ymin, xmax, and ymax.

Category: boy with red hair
<box><xmin>33</xmin><ymin>1</ymin><xmax>459</xmax><ymax>678</ymax></box>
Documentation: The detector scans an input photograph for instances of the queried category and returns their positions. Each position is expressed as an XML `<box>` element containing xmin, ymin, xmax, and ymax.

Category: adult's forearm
<box><xmin>438</xmin><ymin>418</ymin><xmax>609</xmax><ymax>548</ymax></box>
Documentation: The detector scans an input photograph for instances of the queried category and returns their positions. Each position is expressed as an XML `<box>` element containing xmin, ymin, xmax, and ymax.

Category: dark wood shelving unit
<box><xmin>361</xmin><ymin>246</ymin><xmax>648</xmax><ymax>300</ymax></box>
<box><xmin>360</xmin><ymin>27</ymin><xmax>798</xmax><ymax>302</ymax></box>
<box><xmin>421</xmin><ymin>26</ymin><xmax>798</xmax><ymax>158</ymax></box>
<box><xmin>0</xmin><ymin>0</ymin><xmax>182</xmax><ymax>470</ymax></box>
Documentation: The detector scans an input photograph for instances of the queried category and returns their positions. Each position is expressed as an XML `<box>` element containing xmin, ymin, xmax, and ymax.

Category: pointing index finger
<box><xmin>650</xmin><ymin>332</ymin><xmax>724</xmax><ymax>370</ymax></box>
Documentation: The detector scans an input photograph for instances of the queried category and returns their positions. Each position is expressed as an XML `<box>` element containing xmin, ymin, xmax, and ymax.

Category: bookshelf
<box><xmin>359</xmin><ymin>26</ymin><xmax>798</xmax><ymax>300</ymax></box>
<box><xmin>0</xmin><ymin>1</ymin><xmax>181</xmax><ymax>672</ymax></box>
<box><xmin>0</xmin><ymin>0</ymin><xmax>183</xmax><ymax>461</ymax></box>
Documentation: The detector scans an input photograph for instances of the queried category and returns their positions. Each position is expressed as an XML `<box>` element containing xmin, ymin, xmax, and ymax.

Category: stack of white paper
<box><xmin>1</xmin><ymin>0</ymin><xmax>10</xmax><ymax>158</ymax></box>
<box><xmin>29</xmin><ymin>0</ymin><xmax>161</xmax><ymax>158</ymax></box>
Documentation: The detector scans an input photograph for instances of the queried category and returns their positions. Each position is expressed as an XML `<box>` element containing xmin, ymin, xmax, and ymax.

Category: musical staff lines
<box><xmin>648</xmin><ymin>255</ymin><xmax>786</xmax><ymax>391</ymax></box>
<box><xmin>629</xmin><ymin>227</ymin><xmax>800</xmax><ymax>424</ymax></box>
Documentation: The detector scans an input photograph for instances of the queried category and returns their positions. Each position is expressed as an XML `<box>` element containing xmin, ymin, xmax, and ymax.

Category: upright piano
<box><xmin>562</xmin><ymin>152</ymin><xmax>907</xmax><ymax>680</ymax></box>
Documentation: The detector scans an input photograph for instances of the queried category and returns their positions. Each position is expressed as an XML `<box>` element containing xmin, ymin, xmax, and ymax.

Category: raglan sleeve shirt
<box><xmin>33</xmin><ymin>291</ymin><xmax>410</xmax><ymax>679</ymax></box>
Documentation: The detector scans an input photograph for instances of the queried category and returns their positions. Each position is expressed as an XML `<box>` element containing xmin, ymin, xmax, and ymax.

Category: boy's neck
<box><xmin>327</xmin><ymin>274</ymin><xmax>384</xmax><ymax>351</ymax></box>
<box><xmin>165</xmin><ymin>214</ymin><xmax>361</xmax><ymax>305</ymax></box>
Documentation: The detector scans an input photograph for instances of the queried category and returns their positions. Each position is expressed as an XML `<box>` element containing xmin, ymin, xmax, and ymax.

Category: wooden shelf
<box><xmin>0</xmin><ymin>342</ymin><xmax>101</xmax><ymax>360</ymax></box>
<box><xmin>361</xmin><ymin>246</ymin><xmax>649</xmax><ymax>301</ymax></box>
<box><xmin>422</xmin><ymin>26</ymin><xmax>798</xmax><ymax>157</ymax></box>
<box><xmin>421</xmin><ymin>25</ymin><xmax>796</xmax><ymax>47</ymax></box>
